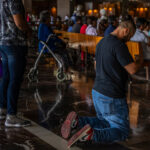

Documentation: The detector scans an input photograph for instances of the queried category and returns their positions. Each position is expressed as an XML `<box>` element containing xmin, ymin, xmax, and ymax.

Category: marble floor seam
<box><xmin>23</xmin><ymin>118</ymin><xmax>82</xmax><ymax>150</ymax></box>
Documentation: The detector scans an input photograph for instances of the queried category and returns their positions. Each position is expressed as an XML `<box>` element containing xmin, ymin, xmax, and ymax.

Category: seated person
<box><xmin>104</xmin><ymin>15</ymin><xmax>118</xmax><ymax>36</ymax></box>
<box><xmin>67</xmin><ymin>20</ymin><xmax>74</xmax><ymax>32</ymax></box>
<box><xmin>86</xmin><ymin>17</ymin><xmax>97</xmax><ymax>36</ymax></box>
<box><xmin>72</xmin><ymin>16</ymin><xmax>82</xmax><ymax>33</ymax></box>
<box><xmin>38</xmin><ymin>10</ymin><xmax>71</xmax><ymax>71</ymax></box>
<box><xmin>131</xmin><ymin>18</ymin><xmax>150</xmax><ymax>61</ymax></box>
<box><xmin>98</xmin><ymin>19</ymin><xmax>108</xmax><ymax>36</ymax></box>
<box><xmin>143</xmin><ymin>21</ymin><xmax>150</xmax><ymax>37</ymax></box>
<box><xmin>80</xmin><ymin>17</ymin><xmax>92</xmax><ymax>34</ymax></box>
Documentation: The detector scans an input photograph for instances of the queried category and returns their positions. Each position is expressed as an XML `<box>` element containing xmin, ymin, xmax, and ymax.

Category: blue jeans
<box><xmin>79</xmin><ymin>89</ymin><xmax>129</xmax><ymax>143</ymax></box>
<box><xmin>0</xmin><ymin>45</ymin><xmax>27</xmax><ymax>115</ymax></box>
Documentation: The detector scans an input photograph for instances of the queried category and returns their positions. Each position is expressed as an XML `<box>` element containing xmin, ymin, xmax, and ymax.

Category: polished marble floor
<box><xmin>0</xmin><ymin>52</ymin><xmax>150</xmax><ymax>150</ymax></box>
<box><xmin>0</xmin><ymin>122</ymin><xmax>56</xmax><ymax>150</ymax></box>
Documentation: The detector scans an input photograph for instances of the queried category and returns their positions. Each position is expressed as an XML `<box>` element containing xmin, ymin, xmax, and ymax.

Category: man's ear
<box><xmin>123</xmin><ymin>28</ymin><xmax>129</xmax><ymax>36</ymax></box>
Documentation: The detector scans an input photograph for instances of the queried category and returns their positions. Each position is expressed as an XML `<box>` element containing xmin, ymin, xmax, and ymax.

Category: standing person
<box><xmin>61</xmin><ymin>20</ymin><xmax>143</xmax><ymax>148</ymax></box>
<box><xmin>72</xmin><ymin>16</ymin><xmax>82</xmax><ymax>33</ymax></box>
<box><xmin>0</xmin><ymin>0</ymin><xmax>31</xmax><ymax>127</ymax></box>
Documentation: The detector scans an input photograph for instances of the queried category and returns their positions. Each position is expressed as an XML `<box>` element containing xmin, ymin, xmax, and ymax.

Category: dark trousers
<box><xmin>0</xmin><ymin>45</ymin><xmax>27</xmax><ymax>115</ymax></box>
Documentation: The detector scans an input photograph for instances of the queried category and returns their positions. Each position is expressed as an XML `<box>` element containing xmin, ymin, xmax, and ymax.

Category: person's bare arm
<box><xmin>12</xmin><ymin>14</ymin><xmax>31</xmax><ymax>37</ymax></box>
<box><xmin>124</xmin><ymin>62</ymin><xmax>141</xmax><ymax>75</ymax></box>
<box><xmin>125</xmin><ymin>42</ymin><xmax>144</xmax><ymax>75</ymax></box>
<box><xmin>124</xmin><ymin>54</ymin><xmax>143</xmax><ymax>75</ymax></box>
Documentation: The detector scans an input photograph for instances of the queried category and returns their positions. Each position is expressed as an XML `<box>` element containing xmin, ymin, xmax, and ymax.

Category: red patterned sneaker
<box><xmin>67</xmin><ymin>124</ymin><xmax>93</xmax><ymax>148</ymax></box>
<box><xmin>61</xmin><ymin>111</ymin><xmax>78</xmax><ymax>139</ymax></box>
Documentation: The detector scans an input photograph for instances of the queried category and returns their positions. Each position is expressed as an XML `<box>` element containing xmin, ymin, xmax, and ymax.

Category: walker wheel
<box><xmin>56</xmin><ymin>72</ymin><xmax>66</xmax><ymax>82</ymax></box>
<box><xmin>28</xmin><ymin>68</ymin><xmax>38</xmax><ymax>82</ymax></box>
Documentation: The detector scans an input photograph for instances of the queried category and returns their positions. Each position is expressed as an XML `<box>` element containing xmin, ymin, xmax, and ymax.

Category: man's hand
<box><xmin>124</xmin><ymin>62</ymin><xmax>141</xmax><ymax>75</ymax></box>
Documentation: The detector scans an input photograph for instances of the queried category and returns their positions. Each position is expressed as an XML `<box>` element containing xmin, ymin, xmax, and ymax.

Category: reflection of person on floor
<box><xmin>61</xmin><ymin>20</ymin><xmax>144</xmax><ymax>148</ymax></box>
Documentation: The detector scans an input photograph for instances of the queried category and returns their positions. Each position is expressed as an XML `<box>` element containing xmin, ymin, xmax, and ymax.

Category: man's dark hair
<box><xmin>91</xmin><ymin>16</ymin><xmax>97</xmax><ymax>22</ymax></box>
<box><xmin>86</xmin><ymin>16</ymin><xmax>92</xmax><ymax>25</ymax></box>
<box><xmin>76</xmin><ymin>16</ymin><xmax>82</xmax><ymax>22</ymax></box>
<box><xmin>121</xmin><ymin>14</ymin><xmax>136</xmax><ymax>30</ymax></box>
<box><xmin>99</xmin><ymin>19</ymin><xmax>108</xmax><ymax>34</ymax></box>
<box><xmin>108</xmin><ymin>15</ymin><xmax>117</xmax><ymax>25</ymax></box>
<box><xmin>68</xmin><ymin>20</ymin><xmax>74</xmax><ymax>26</ymax></box>
<box><xmin>119</xmin><ymin>20</ymin><xmax>136</xmax><ymax>32</ymax></box>
<box><xmin>136</xmin><ymin>18</ymin><xmax>147</xmax><ymax>28</ymax></box>
<box><xmin>40</xmin><ymin>10</ymin><xmax>49</xmax><ymax>23</ymax></box>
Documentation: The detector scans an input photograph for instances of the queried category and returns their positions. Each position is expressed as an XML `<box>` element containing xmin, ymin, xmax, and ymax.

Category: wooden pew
<box><xmin>55</xmin><ymin>30</ymin><xmax>141</xmax><ymax>61</ymax></box>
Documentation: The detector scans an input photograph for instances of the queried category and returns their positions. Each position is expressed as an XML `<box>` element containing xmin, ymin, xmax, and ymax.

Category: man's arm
<box><xmin>124</xmin><ymin>50</ymin><xmax>143</xmax><ymax>75</ymax></box>
<box><xmin>13</xmin><ymin>14</ymin><xmax>31</xmax><ymax>37</ymax></box>
<box><xmin>124</xmin><ymin>61</ymin><xmax>142</xmax><ymax>75</ymax></box>
<box><xmin>123</xmin><ymin>42</ymin><xmax>144</xmax><ymax>75</ymax></box>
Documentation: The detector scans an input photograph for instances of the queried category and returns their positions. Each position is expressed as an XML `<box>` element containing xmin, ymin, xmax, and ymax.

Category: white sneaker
<box><xmin>5</xmin><ymin>115</ymin><xmax>31</xmax><ymax>128</ymax></box>
<box><xmin>0</xmin><ymin>108</ymin><xmax>6</xmax><ymax>120</ymax></box>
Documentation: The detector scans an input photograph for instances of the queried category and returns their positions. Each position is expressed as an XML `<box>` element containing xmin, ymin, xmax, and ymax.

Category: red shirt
<box><xmin>80</xmin><ymin>24</ymin><xmax>87</xmax><ymax>34</ymax></box>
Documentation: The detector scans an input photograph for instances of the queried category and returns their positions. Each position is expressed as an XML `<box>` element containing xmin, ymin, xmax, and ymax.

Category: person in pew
<box><xmin>67</xmin><ymin>20</ymin><xmax>74</xmax><ymax>32</ymax></box>
<box><xmin>80</xmin><ymin>17</ymin><xmax>92</xmax><ymax>34</ymax></box>
<box><xmin>143</xmin><ymin>21</ymin><xmax>150</xmax><ymax>37</ymax></box>
<box><xmin>97</xmin><ymin>19</ymin><xmax>108</xmax><ymax>36</ymax></box>
<box><xmin>86</xmin><ymin>17</ymin><xmax>98</xmax><ymax>36</ymax></box>
<box><xmin>97</xmin><ymin>9</ymin><xmax>107</xmax><ymax>30</ymax></box>
<box><xmin>72</xmin><ymin>16</ymin><xmax>82</xmax><ymax>33</ymax></box>
<box><xmin>61</xmin><ymin>20</ymin><xmax>144</xmax><ymax>148</ymax></box>
<box><xmin>131</xmin><ymin>18</ymin><xmax>150</xmax><ymax>61</ymax></box>
<box><xmin>104</xmin><ymin>15</ymin><xmax>118</xmax><ymax>37</ymax></box>
<box><xmin>38</xmin><ymin>10</ymin><xmax>71</xmax><ymax>72</ymax></box>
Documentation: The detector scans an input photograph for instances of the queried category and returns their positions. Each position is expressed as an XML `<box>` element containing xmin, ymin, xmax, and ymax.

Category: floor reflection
<box><xmin>15</xmin><ymin>56</ymin><xmax>150</xmax><ymax>149</ymax></box>
<box><xmin>0</xmin><ymin>125</ymin><xmax>56</xmax><ymax>150</ymax></box>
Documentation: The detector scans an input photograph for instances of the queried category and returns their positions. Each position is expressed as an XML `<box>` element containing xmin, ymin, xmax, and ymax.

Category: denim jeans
<box><xmin>0</xmin><ymin>45</ymin><xmax>27</xmax><ymax>115</ymax></box>
<box><xmin>79</xmin><ymin>89</ymin><xmax>129</xmax><ymax>143</ymax></box>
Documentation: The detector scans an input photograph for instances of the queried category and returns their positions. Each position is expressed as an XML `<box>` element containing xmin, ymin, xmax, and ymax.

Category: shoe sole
<box><xmin>61</xmin><ymin>111</ymin><xmax>77</xmax><ymax>139</ymax></box>
<box><xmin>5</xmin><ymin>123</ymin><xmax>31</xmax><ymax>128</ymax></box>
<box><xmin>68</xmin><ymin>124</ymin><xmax>91</xmax><ymax>148</ymax></box>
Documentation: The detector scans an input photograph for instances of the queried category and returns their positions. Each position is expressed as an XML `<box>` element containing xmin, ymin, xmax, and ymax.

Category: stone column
<box><xmin>22</xmin><ymin>0</ymin><xmax>32</xmax><ymax>13</ymax></box>
<box><xmin>57</xmin><ymin>0</ymin><xmax>70</xmax><ymax>20</ymax></box>
<box><xmin>121</xmin><ymin>0</ymin><xmax>129</xmax><ymax>17</ymax></box>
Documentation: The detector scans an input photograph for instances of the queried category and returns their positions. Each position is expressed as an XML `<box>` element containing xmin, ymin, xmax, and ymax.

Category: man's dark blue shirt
<box><xmin>93</xmin><ymin>34</ymin><xmax>134</xmax><ymax>98</ymax></box>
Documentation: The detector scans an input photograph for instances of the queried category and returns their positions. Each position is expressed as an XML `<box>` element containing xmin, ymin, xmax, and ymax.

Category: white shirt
<box><xmin>131</xmin><ymin>29</ymin><xmax>150</xmax><ymax>60</ymax></box>
<box><xmin>86</xmin><ymin>25</ymin><xmax>97</xmax><ymax>36</ymax></box>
